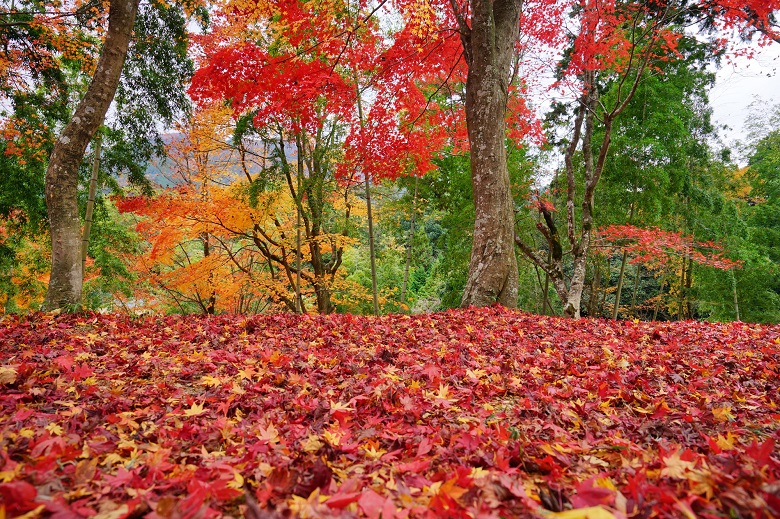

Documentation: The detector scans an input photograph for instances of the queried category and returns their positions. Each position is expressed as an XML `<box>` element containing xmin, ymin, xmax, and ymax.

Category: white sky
<box><xmin>710</xmin><ymin>43</ymin><xmax>780</xmax><ymax>147</ymax></box>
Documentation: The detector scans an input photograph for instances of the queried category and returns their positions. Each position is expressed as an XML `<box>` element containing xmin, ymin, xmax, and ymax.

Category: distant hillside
<box><xmin>143</xmin><ymin>133</ymin><xmax>296</xmax><ymax>188</ymax></box>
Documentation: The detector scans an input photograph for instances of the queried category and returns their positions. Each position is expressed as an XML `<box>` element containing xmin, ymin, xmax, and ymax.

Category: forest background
<box><xmin>1</xmin><ymin>0</ymin><xmax>780</xmax><ymax>323</ymax></box>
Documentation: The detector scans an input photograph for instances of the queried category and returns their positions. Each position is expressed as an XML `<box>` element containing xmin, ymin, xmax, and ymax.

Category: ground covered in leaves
<box><xmin>1</xmin><ymin>307</ymin><xmax>779</xmax><ymax>518</ymax></box>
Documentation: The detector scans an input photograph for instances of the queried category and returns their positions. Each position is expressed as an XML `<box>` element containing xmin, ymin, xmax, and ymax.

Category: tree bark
<box><xmin>400</xmin><ymin>176</ymin><xmax>418</xmax><ymax>308</ymax></box>
<box><xmin>355</xmin><ymin>81</ymin><xmax>379</xmax><ymax>315</ymax></box>
<box><xmin>731</xmin><ymin>270</ymin><xmax>740</xmax><ymax>321</ymax></box>
<box><xmin>42</xmin><ymin>0</ymin><xmax>140</xmax><ymax>311</ymax></box>
<box><xmin>630</xmin><ymin>263</ymin><xmax>641</xmax><ymax>317</ymax></box>
<box><xmin>81</xmin><ymin>134</ymin><xmax>101</xmax><ymax>279</ymax></box>
<box><xmin>457</xmin><ymin>0</ymin><xmax>522</xmax><ymax>308</ymax></box>
<box><xmin>364</xmin><ymin>173</ymin><xmax>379</xmax><ymax>315</ymax></box>
<box><xmin>612</xmin><ymin>250</ymin><xmax>629</xmax><ymax>319</ymax></box>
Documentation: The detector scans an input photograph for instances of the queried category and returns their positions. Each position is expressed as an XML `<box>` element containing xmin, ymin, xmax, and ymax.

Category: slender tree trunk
<box><xmin>677</xmin><ymin>259</ymin><xmax>687</xmax><ymax>321</ymax></box>
<box><xmin>685</xmin><ymin>257</ymin><xmax>693</xmax><ymax>318</ymax></box>
<box><xmin>400</xmin><ymin>176</ymin><xmax>418</xmax><ymax>308</ymax></box>
<box><xmin>202</xmin><ymin>233</ymin><xmax>216</xmax><ymax>315</ymax></box>
<box><xmin>542</xmin><ymin>247</ymin><xmax>551</xmax><ymax>315</ymax></box>
<box><xmin>42</xmin><ymin>0</ymin><xmax>140</xmax><ymax>311</ymax></box>
<box><xmin>457</xmin><ymin>0</ymin><xmax>522</xmax><ymax>308</ymax></box>
<box><xmin>81</xmin><ymin>134</ymin><xmax>101</xmax><ymax>279</ymax></box>
<box><xmin>731</xmin><ymin>270</ymin><xmax>740</xmax><ymax>321</ymax></box>
<box><xmin>354</xmin><ymin>82</ymin><xmax>379</xmax><ymax>315</ymax></box>
<box><xmin>295</xmin><ymin>163</ymin><xmax>303</xmax><ymax>314</ymax></box>
<box><xmin>588</xmin><ymin>262</ymin><xmax>601</xmax><ymax>317</ymax></box>
<box><xmin>630</xmin><ymin>263</ymin><xmax>641</xmax><ymax>317</ymax></box>
<box><xmin>612</xmin><ymin>250</ymin><xmax>628</xmax><ymax>319</ymax></box>
<box><xmin>653</xmin><ymin>272</ymin><xmax>666</xmax><ymax>321</ymax></box>
<box><xmin>365</xmin><ymin>173</ymin><xmax>379</xmax><ymax>315</ymax></box>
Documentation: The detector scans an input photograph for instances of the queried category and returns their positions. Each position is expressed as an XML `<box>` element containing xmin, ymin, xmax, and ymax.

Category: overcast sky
<box><xmin>710</xmin><ymin>43</ymin><xmax>780</xmax><ymax>148</ymax></box>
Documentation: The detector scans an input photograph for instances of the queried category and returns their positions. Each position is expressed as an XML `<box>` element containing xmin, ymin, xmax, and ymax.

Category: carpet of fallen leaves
<box><xmin>1</xmin><ymin>307</ymin><xmax>779</xmax><ymax>519</ymax></box>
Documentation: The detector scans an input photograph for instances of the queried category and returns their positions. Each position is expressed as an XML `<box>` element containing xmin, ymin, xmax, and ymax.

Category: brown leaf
<box><xmin>0</xmin><ymin>366</ymin><xmax>17</xmax><ymax>385</ymax></box>
<box><xmin>74</xmin><ymin>457</ymin><xmax>99</xmax><ymax>485</ymax></box>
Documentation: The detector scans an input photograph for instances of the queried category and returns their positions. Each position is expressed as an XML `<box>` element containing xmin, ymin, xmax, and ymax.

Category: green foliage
<box><xmin>82</xmin><ymin>201</ymin><xmax>141</xmax><ymax>311</ymax></box>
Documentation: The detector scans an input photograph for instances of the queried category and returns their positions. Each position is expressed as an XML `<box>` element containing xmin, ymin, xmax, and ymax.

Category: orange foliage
<box><xmin>119</xmin><ymin>105</ymin><xmax>368</xmax><ymax>314</ymax></box>
<box><xmin>0</xmin><ymin>0</ymin><xmax>104</xmax><ymax>160</ymax></box>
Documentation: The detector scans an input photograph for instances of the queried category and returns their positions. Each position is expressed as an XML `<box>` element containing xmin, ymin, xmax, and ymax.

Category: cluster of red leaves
<box><xmin>1</xmin><ymin>307</ymin><xmax>779</xmax><ymax>518</ymax></box>
<box><xmin>189</xmin><ymin>43</ymin><xmax>357</xmax><ymax>136</ymax></box>
<box><xmin>598</xmin><ymin>225</ymin><xmax>742</xmax><ymax>271</ymax></box>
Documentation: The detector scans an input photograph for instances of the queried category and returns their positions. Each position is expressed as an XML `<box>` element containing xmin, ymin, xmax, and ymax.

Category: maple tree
<box><xmin>5</xmin><ymin>0</ymin><xmax>207</xmax><ymax>312</ymax></box>
<box><xmin>118</xmin><ymin>103</ymin><xmax>374</xmax><ymax>314</ymax></box>
<box><xmin>2</xmin><ymin>306</ymin><xmax>779</xmax><ymax>516</ymax></box>
<box><xmin>595</xmin><ymin>225</ymin><xmax>741</xmax><ymax>318</ymax></box>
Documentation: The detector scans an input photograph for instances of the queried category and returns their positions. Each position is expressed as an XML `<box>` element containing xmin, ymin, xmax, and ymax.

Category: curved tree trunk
<box><xmin>458</xmin><ymin>0</ymin><xmax>522</xmax><ymax>308</ymax></box>
<box><xmin>42</xmin><ymin>0</ymin><xmax>140</xmax><ymax>311</ymax></box>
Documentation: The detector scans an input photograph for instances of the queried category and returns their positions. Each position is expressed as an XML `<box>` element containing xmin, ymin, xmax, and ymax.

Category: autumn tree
<box><xmin>4</xmin><ymin>0</ymin><xmax>206</xmax><ymax>312</ymax></box>
<box><xmin>582</xmin><ymin>35</ymin><xmax>718</xmax><ymax>318</ymax></box>
<box><xmin>510</xmin><ymin>0</ymin><xmax>780</xmax><ymax>318</ymax></box>
<box><xmin>39</xmin><ymin>0</ymin><xmax>141</xmax><ymax>311</ymax></box>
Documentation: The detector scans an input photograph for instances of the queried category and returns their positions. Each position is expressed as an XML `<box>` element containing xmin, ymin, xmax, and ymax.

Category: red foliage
<box><xmin>1</xmin><ymin>307</ymin><xmax>779</xmax><ymax>517</ymax></box>
<box><xmin>189</xmin><ymin>43</ymin><xmax>357</xmax><ymax>135</ymax></box>
<box><xmin>598</xmin><ymin>224</ymin><xmax>743</xmax><ymax>270</ymax></box>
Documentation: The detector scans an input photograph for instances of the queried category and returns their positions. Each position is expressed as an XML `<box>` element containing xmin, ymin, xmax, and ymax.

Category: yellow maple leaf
<box><xmin>301</xmin><ymin>435</ymin><xmax>324</xmax><ymax>453</ymax></box>
<box><xmin>257</xmin><ymin>423</ymin><xmax>279</xmax><ymax>444</ymax></box>
<box><xmin>469</xmin><ymin>466</ymin><xmax>490</xmax><ymax>479</ymax></box>
<box><xmin>363</xmin><ymin>445</ymin><xmax>386</xmax><ymax>460</ymax></box>
<box><xmin>329</xmin><ymin>400</ymin><xmax>355</xmax><ymax>413</ymax></box>
<box><xmin>544</xmin><ymin>506</ymin><xmax>617</xmax><ymax>519</ymax></box>
<box><xmin>322</xmin><ymin>430</ymin><xmax>341</xmax><ymax>447</ymax></box>
<box><xmin>184</xmin><ymin>402</ymin><xmax>206</xmax><ymax>417</ymax></box>
<box><xmin>200</xmin><ymin>375</ymin><xmax>222</xmax><ymax>387</ymax></box>
<box><xmin>712</xmin><ymin>406</ymin><xmax>735</xmax><ymax>422</ymax></box>
<box><xmin>660</xmin><ymin>450</ymin><xmax>698</xmax><ymax>479</ymax></box>
<box><xmin>227</xmin><ymin>470</ymin><xmax>244</xmax><ymax>490</ymax></box>
<box><xmin>716</xmin><ymin>432</ymin><xmax>738</xmax><ymax>450</ymax></box>
<box><xmin>45</xmin><ymin>423</ymin><xmax>64</xmax><ymax>436</ymax></box>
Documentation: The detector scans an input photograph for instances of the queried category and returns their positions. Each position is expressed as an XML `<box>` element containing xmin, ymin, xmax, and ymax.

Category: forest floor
<box><xmin>1</xmin><ymin>307</ymin><xmax>779</xmax><ymax>518</ymax></box>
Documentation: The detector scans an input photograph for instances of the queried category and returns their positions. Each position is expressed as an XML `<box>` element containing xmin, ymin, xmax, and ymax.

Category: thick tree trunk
<box><xmin>42</xmin><ymin>0</ymin><xmax>140</xmax><ymax>311</ymax></box>
<box><xmin>459</xmin><ymin>0</ymin><xmax>522</xmax><ymax>308</ymax></box>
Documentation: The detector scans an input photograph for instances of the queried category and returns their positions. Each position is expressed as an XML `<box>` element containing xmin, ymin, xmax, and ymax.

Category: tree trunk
<box><xmin>677</xmin><ymin>259</ymin><xmax>686</xmax><ymax>321</ymax></box>
<box><xmin>731</xmin><ymin>270</ymin><xmax>740</xmax><ymax>321</ymax></box>
<box><xmin>653</xmin><ymin>272</ymin><xmax>666</xmax><ymax>321</ymax></box>
<box><xmin>295</xmin><ymin>157</ymin><xmax>303</xmax><ymax>314</ymax></box>
<box><xmin>542</xmin><ymin>249</ymin><xmax>551</xmax><ymax>315</ymax></box>
<box><xmin>685</xmin><ymin>256</ymin><xmax>693</xmax><ymax>318</ymax></box>
<box><xmin>42</xmin><ymin>0</ymin><xmax>140</xmax><ymax>311</ymax></box>
<box><xmin>588</xmin><ymin>261</ymin><xmax>601</xmax><ymax>317</ymax></box>
<box><xmin>365</xmin><ymin>173</ymin><xmax>379</xmax><ymax>315</ymax></box>
<box><xmin>355</xmin><ymin>81</ymin><xmax>379</xmax><ymax>315</ymax></box>
<box><xmin>630</xmin><ymin>263</ymin><xmax>641</xmax><ymax>317</ymax></box>
<box><xmin>458</xmin><ymin>0</ymin><xmax>522</xmax><ymax>308</ymax></box>
<box><xmin>400</xmin><ymin>176</ymin><xmax>418</xmax><ymax>309</ymax></box>
<box><xmin>612</xmin><ymin>250</ymin><xmax>628</xmax><ymax>319</ymax></box>
<box><xmin>81</xmin><ymin>134</ymin><xmax>101</xmax><ymax>279</ymax></box>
